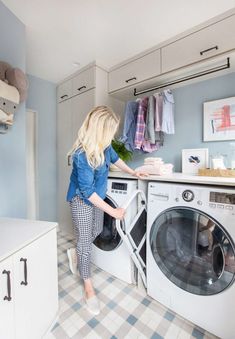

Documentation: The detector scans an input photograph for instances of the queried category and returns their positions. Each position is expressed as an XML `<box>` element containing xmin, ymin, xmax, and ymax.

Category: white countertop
<box><xmin>108</xmin><ymin>171</ymin><xmax>235</xmax><ymax>186</ymax></box>
<box><xmin>0</xmin><ymin>218</ymin><xmax>57</xmax><ymax>262</ymax></box>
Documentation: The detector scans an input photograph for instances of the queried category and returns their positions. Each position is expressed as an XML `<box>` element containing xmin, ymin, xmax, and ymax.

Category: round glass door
<box><xmin>93</xmin><ymin>196</ymin><xmax>122</xmax><ymax>251</ymax></box>
<box><xmin>150</xmin><ymin>207</ymin><xmax>235</xmax><ymax>295</ymax></box>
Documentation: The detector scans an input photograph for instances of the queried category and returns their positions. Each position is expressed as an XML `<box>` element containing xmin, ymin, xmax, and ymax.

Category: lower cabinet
<box><xmin>0</xmin><ymin>228</ymin><xmax>58</xmax><ymax>339</ymax></box>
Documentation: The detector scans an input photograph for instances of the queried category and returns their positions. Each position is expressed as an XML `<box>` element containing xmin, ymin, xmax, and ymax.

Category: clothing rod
<box><xmin>133</xmin><ymin>57</ymin><xmax>230</xmax><ymax>96</ymax></box>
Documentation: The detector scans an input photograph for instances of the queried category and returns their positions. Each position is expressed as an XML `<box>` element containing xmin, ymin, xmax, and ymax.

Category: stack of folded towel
<box><xmin>135</xmin><ymin>157</ymin><xmax>173</xmax><ymax>175</ymax></box>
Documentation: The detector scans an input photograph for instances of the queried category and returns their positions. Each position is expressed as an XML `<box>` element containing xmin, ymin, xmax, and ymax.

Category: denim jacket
<box><xmin>66</xmin><ymin>145</ymin><xmax>119</xmax><ymax>205</ymax></box>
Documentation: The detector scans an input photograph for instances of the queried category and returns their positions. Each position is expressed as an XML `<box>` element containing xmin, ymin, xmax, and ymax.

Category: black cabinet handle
<box><xmin>20</xmin><ymin>258</ymin><xmax>28</xmax><ymax>286</ymax></box>
<box><xmin>60</xmin><ymin>94</ymin><xmax>68</xmax><ymax>99</ymax></box>
<box><xmin>68</xmin><ymin>155</ymin><xmax>72</xmax><ymax>166</ymax></box>
<box><xmin>2</xmin><ymin>270</ymin><xmax>12</xmax><ymax>301</ymax></box>
<box><xmin>200</xmin><ymin>45</ymin><xmax>218</xmax><ymax>56</ymax></box>
<box><xmin>125</xmin><ymin>77</ymin><xmax>137</xmax><ymax>83</ymax></box>
<box><xmin>77</xmin><ymin>85</ymin><xmax>86</xmax><ymax>91</ymax></box>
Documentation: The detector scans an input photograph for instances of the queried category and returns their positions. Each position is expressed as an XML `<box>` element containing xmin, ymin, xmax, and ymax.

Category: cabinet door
<box><xmin>71</xmin><ymin>88</ymin><xmax>95</xmax><ymax>141</ymax></box>
<box><xmin>72</xmin><ymin>67</ymin><xmax>95</xmax><ymax>97</ymax></box>
<box><xmin>0</xmin><ymin>257</ymin><xmax>15</xmax><ymax>339</ymax></box>
<box><xmin>57</xmin><ymin>79</ymin><xmax>72</xmax><ymax>103</ymax></box>
<box><xmin>57</xmin><ymin>99</ymin><xmax>74</xmax><ymax>235</ymax></box>
<box><xmin>162</xmin><ymin>15</ymin><xmax>235</xmax><ymax>73</ymax></box>
<box><xmin>108</xmin><ymin>49</ymin><xmax>161</xmax><ymax>93</ymax></box>
<box><xmin>13</xmin><ymin>229</ymin><xmax>58</xmax><ymax>339</ymax></box>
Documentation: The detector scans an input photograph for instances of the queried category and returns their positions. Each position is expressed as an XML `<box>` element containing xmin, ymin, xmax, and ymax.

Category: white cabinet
<box><xmin>57</xmin><ymin>65</ymin><xmax>108</xmax><ymax>235</ymax></box>
<box><xmin>13</xmin><ymin>229</ymin><xmax>58</xmax><ymax>339</ymax></box>
<box><xmin>72</xmin><ymin>67</ymin><xmax>95</xmax><ymax>97</ymax></box>
<box><xmin>108</xmin><ymin>49</ymin><xmax>161</xmax><ymax>93</ymax></box>
<box><xmin>162</xmin><ymin>14</ymin><xmax>235</xmax><ymax>73</ymax></box>
<box><xmin>57</xmin><ymin>79</ymin><xmax>72</xmax><ymax>103</ymax></box>
<box><xmin>0</xmin><ymin>223</ymin><xmax>58</xmax><ymax>339</ymax></box>
<box><xmin>57</xmin><ymin>90</ymin><xmax>95</xmax><ymax>235</ymax></box>
<box><xmin>0</xmin><ymin>257</ymin><xmax>15</xmax><ymax>339</ymax></box>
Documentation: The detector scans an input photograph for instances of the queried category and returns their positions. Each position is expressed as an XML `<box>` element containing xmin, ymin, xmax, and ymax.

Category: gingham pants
<box><xmin>69</xmin><ymin>195</ymin><xmax>103</xmax><ymax>280</ymax></box>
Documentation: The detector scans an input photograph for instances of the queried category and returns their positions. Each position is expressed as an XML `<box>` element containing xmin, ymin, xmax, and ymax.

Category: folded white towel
<box><xmin>135</xmin><ymin>163</ymin><xmax>173</xmax><ymax>176</ymax></box>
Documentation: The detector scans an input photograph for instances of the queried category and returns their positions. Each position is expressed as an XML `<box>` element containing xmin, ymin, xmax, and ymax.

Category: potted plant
<box><xmin>110</xmin><ymin>139</ymin><xmax>133</xmax><ymax>171</ymax></box>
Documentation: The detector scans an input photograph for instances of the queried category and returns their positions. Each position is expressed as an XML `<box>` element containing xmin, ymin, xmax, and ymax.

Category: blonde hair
<box><xmin>68</xmin><ymin>106</ymin><xmax>119</xmax><ymax>168</ymax></box>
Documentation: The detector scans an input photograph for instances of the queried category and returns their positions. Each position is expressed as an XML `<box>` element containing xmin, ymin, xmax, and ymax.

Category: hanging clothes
<box><xmin>145</xmin><ymin>95</ymin><xmax>164</xmax><ymax>146</ymax></box>
<box><xmin>134</xmin><ymin>97</ymin><xmax>148</xmax><ymax>150</ymax></box>
<box><xmin>161</xmin><ymin>89</ymin><xmax>175</xmax><ymax>134</ymax></box>
<box><xmin>134</xmin><ymin>97</ymin><xmax>161</xmax><ymax>153</ymax></box>
<box><xmin>144</xmin><ymin>95</ymin><xmax>156</xmax><ymax>144</ymax></box>
<box><xmin>120</xmin><ymin>101</ymin><xmax>139</xmax><ymax>152</ymax></box>
<box><xmin>154</xmin><ymin>92</ymin><xmax>163</xmax><ymax>132</ymax></box>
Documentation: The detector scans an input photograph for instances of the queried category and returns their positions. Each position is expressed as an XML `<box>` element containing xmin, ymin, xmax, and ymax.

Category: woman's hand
<box><xmin>111</xmin><ymin>207</ymin><xmax>126</xmax><ymax>220</ymax></box>
<box><xmin>132</xmin><ymin>170</ymin><xmax>149</xmax><ymax>178</ymax></box>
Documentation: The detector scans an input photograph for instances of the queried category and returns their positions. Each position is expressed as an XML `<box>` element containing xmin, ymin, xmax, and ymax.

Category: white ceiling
<box><xmin>2</xmin><ymin>0</ymin><xmax>235</xmax><ymax>83</ymax></box>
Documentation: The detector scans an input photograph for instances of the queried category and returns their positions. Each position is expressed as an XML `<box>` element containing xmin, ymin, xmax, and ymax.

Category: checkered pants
<box><xmin>69</xmin><ymin>195</ymin><xmax>103</xmax><ymax>280</ymax></box>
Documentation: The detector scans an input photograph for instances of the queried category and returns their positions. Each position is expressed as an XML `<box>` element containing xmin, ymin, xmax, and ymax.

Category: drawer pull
<box><xmin>77</xmin><ymin>85</ymin><xmax>87</xmax><ymax>91</ymax></box>
<box><xmin>125</xmin><ymin>77</ymin><xmax>137</xmax><ymax>83</ymax></box>
<box><xmin>60</xmin><ymin>94</ymin><xmax>68</xmax><ymax>99</ymax></box>
<box><xmin>200</xmin><ymin>45</ymin><xmax>218</xmax><ymax>56</ymax></box>
<box><xmin>20</xmin><ymin>258</ymin><xmax>28</xmax><ymax>286</ymax></box>
<box><xmin>2</xmin><ymin>270</ymin><xmax>12</xmax><ymax>301</ymax></box>
<box><xmin>68</xmin><ymin>155</ymin><xmax>72</xmax><ymax>166</ymax></box>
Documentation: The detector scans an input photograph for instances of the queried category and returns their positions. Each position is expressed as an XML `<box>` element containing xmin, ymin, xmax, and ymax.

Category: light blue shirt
<box><xmin>66</xmin><ymin>146</ymin><xmax>119</xmax><ymax>205</ymax></box>
<box><xmin>120</xmin><ymin>101</ymin><xmax>139</xmax><ymax>151</ymax></box>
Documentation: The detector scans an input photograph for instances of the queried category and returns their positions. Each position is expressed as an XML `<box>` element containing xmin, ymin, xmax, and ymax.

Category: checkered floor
<box><xmin>46</xmin><ymin>232</ymin><xmax>218</xmax><ymax>339</ymax></box>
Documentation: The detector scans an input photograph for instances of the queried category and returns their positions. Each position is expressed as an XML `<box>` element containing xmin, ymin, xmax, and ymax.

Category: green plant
<box><xmin>111</xmin><ymin>139</ymin><xmax>133</xmax><ymax>162</ymax></box>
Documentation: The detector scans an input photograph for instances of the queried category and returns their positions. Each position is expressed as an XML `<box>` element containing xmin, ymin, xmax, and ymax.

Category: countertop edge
<box><xmin>0</xmin><ymin>218</ymin><xmax>58</xmax><ymax>262</ymax></box>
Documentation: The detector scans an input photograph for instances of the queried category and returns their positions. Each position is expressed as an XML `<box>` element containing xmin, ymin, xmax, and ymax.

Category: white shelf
<box><xmin>108</xmin><ymin>171</ymin><xmax>235</xmax><ymax>186</ymax></box>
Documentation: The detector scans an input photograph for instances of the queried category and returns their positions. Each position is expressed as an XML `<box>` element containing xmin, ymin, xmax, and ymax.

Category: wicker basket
<box><xmin>198</xmin><ymin>168</ymin><xmax>235</xmax><ymax>177</ymax></box>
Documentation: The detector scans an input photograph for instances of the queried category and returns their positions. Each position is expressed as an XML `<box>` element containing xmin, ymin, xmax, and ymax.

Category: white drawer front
<box><xmin>57</xmin><ymin>80</ymin><xmax>72</xmax><ymax>103</ymax></box>
<box><xmin>109</xmin><ymin>49</ymin><xmax>161</xmax><ymax>93</ymax></box>
<box><xmin>162</xmin><ymin>15</ymin><xmax>235</xmax><ymax>73</ymax></box>
<box><xmin>72</xmin><ymin>67</ymin><xmax>95</xmax><ymax>96</ymax></box>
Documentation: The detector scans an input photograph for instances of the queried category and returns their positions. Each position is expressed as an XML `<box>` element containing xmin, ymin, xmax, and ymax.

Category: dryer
<box><xmin>147</xmin><ymin>182</ymin><xmax>235</xmax><ymax>339</ymax></box>
<box><xmin>91</xmin><ymin>178</ymin><xmax>139</xmax><ymax>284</ymax></box>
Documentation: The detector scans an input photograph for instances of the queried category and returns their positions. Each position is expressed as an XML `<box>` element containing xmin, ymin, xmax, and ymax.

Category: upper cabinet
<box><xmin>57</xmin><ymin>64</ymin><xmax>98</xmax><ymax>103</ymax></box>
<box><xmin>72</xmin><ymin>67</ymin><xmax>95</xmax><ymax>96</ymax></box>
<box><xmin>161</xmin><ymin>15</ymin><xmax>235</xmax><ymax>73</ymax></box>
<box><xmin>108</xmin><ymin>49</ymin><xmax>161</xmax><ymax>93</ymax></box>
<box><xmin>57</xmin><ymin>79</ymin><xmax>72</xmax><ymax>103</ymax></box>
<box><xmin>108</xmin><ymin>13</ymin><xmax>235</xmax><ymax>95</ymax></box>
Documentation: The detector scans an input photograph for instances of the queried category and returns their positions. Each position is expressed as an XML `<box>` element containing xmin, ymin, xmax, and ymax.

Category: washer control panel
<box><xmin>111</xmin><ymin>182</ymin><xmax>128</xmax><ymax>194</ymax></box>
<box><xmin>209</xmin><ymin>191</ymin><xmax>235</xmax><ymax>210</ymax></box>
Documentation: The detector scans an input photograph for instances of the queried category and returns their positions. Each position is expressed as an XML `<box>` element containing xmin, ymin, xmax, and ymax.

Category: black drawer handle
<box><xmin>125</xmin><ymin>77</ymin><xmax>137</xmax><ymax>83</ymax></box>
<box><xmin>77</xmin><ymin>85</ymin><xmax>86</xmax><ymax>91</ymax></box>
<box><xmin>2</xmin><ymin>270</ymin><xmax>12</xmax><ymax>301</ymax></box>
<box><xmin>60</xmin><ymin>94</ymin><xmax>68</xmax><ymax>99</ymax></box>
<box><xmin>20</xmin><ymin>258</ymin><xmax>28</xmax><ymax>286</ymax></box>
<box><xmin>200</xmin><ymin>45</ymin><xmax>218</xmax><ymax>56</ymax></box>
<box><xmin>68</xmin><ymin>155</ymin><xmax>72</xmax><ymax>166</ymax></box>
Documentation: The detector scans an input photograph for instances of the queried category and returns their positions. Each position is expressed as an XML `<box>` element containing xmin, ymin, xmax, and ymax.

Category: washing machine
<box><xmin>91</xmin><ymin>178</ymin><xmax>140</xmax><ymax>284</ymax></box>
<box><xmin>147</xmin><ymin>182</ymin><xmax>235</xmax><ymax>339</ymax></box>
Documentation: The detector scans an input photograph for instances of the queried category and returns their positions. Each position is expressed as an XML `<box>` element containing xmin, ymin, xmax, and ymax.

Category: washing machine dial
<box><xmin>182</xmin><ymin>190</ymin><xmax>194</xmax><ymax>202</ymax></box>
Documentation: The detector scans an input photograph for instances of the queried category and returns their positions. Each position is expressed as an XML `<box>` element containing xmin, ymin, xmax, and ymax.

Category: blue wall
<box><xmin>26</xmin><ymin>75</ymin><xmax>57</xmax><ymax>221</ymax></box>
<box><xmin>0</xmin><ymin>1</ymin><xmax>26</xmax><ymax>218</ymax></box>
<box><xmin>130</xmin><ymin>71</ymin><xmax>235</xmax><ymax>171</ymax></box>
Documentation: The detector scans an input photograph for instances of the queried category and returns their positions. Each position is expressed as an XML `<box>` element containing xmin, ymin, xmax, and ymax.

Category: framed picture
<box><xmin>182</xmin><ymin>148</ymin><xmax>209</xmax><ymax>174</ymax></box>
<box><xmin>203</xmin><ymin>97</ymin><xmax>235</xmax><ymax>141</ymax></box>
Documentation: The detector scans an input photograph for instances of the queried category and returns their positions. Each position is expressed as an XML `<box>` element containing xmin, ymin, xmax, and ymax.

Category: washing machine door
<box><xmin>93</xmin><ymin>196</ymin><xmax>122</xmax><ymax>251</ymax></box>
<box><xmin>150</xmin><ymin>207</ymin><xmax>235</xmax><ymax>296</ymax></box>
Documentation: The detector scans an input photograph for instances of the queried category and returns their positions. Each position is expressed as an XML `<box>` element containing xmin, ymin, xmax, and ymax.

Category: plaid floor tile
<box><xmin>47</xmin><ymin>232</ymin><xmax>218</xmax><ymax>339</ymax></box>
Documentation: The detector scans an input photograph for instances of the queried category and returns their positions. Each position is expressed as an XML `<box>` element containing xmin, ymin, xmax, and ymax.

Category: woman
<box><xmin>66</xmin><ymin>106</ymin><xmax>145</xmax><ymax>315</ymax></box>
